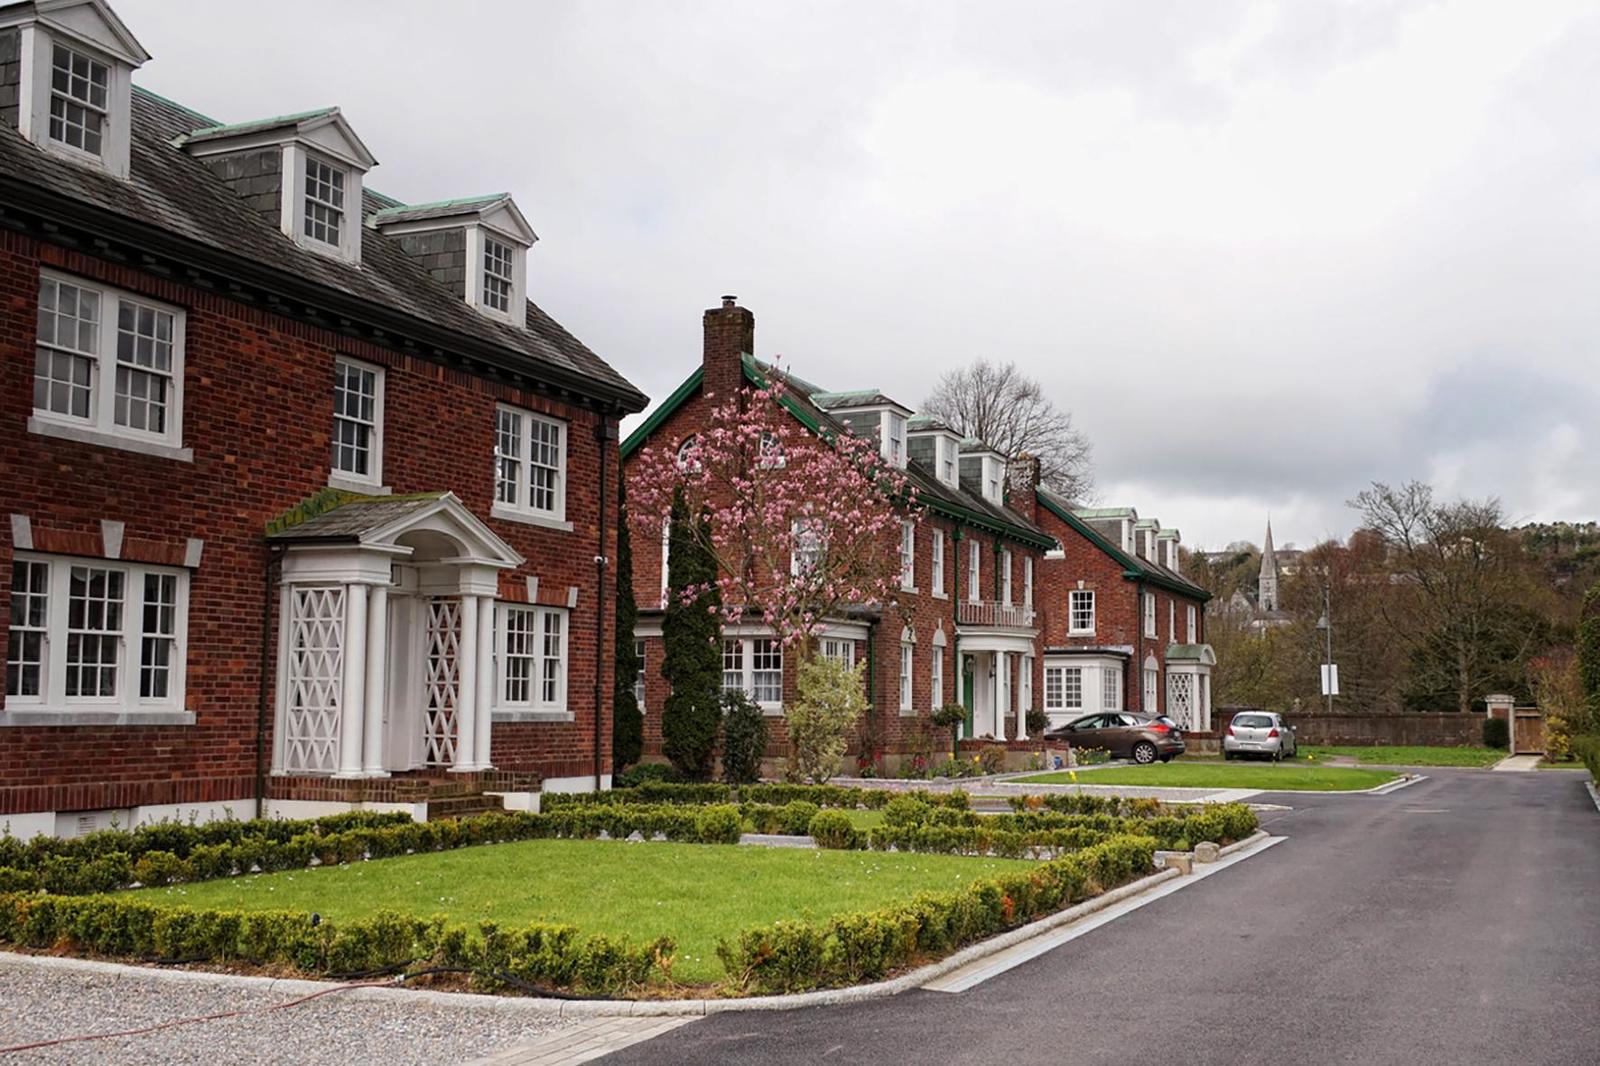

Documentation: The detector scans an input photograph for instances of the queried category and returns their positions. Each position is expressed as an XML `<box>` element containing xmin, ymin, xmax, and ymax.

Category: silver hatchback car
<box><xmin>1223</xmin><ymin>711</ymin><xmax>1297</xmax><ymax>761</ymax></box>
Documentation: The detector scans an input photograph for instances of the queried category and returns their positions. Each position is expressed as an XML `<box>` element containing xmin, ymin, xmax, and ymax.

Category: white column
<box><xmin>474</xmin><ymin>595</ymin><xmax>495</xmax><ymax>769</ymax></box>
<box><xmin>453</xmin><ymin>595</ymin><xmax>479</xmax><ymax>772</ymax></box>
<box><xmin>994</xmin><ymin>652</ymin><xmax>1008</xmax><ymax>741</ymax></box>
<box><xmin>361</xmin><ymin>583</ymin><xmax>389</xmax><ymax>777</ymax></box>
<box><xmin>335</xmin><ymin>582</ymin><xmax>368</xmax><ymax>778</ymax></box>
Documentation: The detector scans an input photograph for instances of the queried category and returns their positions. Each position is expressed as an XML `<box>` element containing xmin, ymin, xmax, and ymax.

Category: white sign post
<box><xmin>1320</xmin><ymin>663</ymin><xmax>1340</xmax><ymax>697</ymax></box>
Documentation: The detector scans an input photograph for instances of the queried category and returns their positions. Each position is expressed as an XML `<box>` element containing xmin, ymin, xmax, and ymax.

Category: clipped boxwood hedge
<box><xmin>543</xmin><ymin>782</ymin><xmax>970</xmax><ymax>812</ymax></box>
<box><xmin>0</xmin><ymin>894</ymin><xmax>670</xmax><ymax>996</ymax></box>
<box><xmin>716</xmin><ymin>834</ymin><xmax>1159</xmax><ymax>994</ymax></box>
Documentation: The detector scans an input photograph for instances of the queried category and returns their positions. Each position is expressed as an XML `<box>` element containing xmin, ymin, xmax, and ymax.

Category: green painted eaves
<box><xmin>186</xmin><ymin>106</ymin><xmax>338</xmax><ymax>139</ymax></box>
<box><xmin>1036</xmin><ymin>490</ymin><xmax>1211</xmax><ymax>602</ymax></box>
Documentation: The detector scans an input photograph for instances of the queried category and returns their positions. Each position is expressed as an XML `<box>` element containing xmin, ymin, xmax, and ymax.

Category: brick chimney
<box><xmin>1006</xmin><ymin>453</ymin><xmax>1041</xmax><ymax>521</ymax></box>
<box><xmin>703</xmin><ymin>295</ymin><xmax>754</xmax><ymax>404</ymax></box>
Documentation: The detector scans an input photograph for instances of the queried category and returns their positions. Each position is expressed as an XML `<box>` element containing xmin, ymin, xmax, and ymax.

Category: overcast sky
<box><xmin>121</xmin><ymin>0</ymin><xmax>1600</xmax><ymax>550</ymax></box>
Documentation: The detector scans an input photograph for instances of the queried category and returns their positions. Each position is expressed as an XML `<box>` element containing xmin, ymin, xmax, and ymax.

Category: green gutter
<box><xmin>1035</xmin><ymin>490</ymin><xmax>1211</xmax><ymax>602</ymax></box>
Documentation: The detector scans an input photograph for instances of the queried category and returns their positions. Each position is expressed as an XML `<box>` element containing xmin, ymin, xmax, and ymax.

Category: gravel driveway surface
<box><xmin>0</xmin><ymin>956</ymin><xmax>571</xmax><ymax>1065</ymax></box>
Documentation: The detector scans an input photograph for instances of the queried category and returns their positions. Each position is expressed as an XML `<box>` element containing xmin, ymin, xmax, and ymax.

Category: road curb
<box><xmin>1</xmin><ymin>841</ymin><xmax>1283</xmax><ymax>1018</ymax></box>
<box><xmin>1585</xmin><ymin>780</ymin><xmax>1600</xmax><ymax>817</ymax></box>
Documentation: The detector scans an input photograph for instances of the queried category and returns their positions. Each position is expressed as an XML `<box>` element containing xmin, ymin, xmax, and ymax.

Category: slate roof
<box><xmin>1038</xmin><ymin>487</ymin><xmax>1210</xmax><ymax>601</ymax></box>
<box><xmin>266</xmin><ymin>493</ymin><xmax>447</xmax><ymax>541</ymax></box>
<box><xmin>752</xmin><ymin>360</ymin><xmax>1052</xmax><ymax>548</ymax></box>
<box><xmin>811</xmin><ymin>389</ymin><xmax>908</xmax><ymax>411</ymax></box>
<box><xmin>0</xmin><ymin>86</ymin><xmax>646</xmax><ymax>411</ymax></box>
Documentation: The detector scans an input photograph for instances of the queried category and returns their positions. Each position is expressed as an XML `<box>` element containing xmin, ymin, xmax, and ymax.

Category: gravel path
<box><xmin>0</xmin><ymin>955</ymin><xmax>571</xmax><ymax>1065</ymax></box>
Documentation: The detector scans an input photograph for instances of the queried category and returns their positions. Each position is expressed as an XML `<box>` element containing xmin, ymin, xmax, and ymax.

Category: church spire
<box><xmin>1258</xmin><ymin>518</ymin><xmax>1280</xmax><ymax>612</ymax></box>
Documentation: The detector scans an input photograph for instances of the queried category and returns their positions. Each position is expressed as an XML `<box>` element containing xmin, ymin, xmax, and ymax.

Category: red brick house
<box><xmin>0</xmin><ymin>0</ymin><xmax>646</xmax><ymax>837</ymax></box>
<box><xmin>621</xmin><ymin>299</ymin><xmax>1055</xmax><ymax>768</ymax></box>
<box><xmin>1018</xmin><ymin>492</ymin><xmax>1215</xmax><ymax>730</ymax></box>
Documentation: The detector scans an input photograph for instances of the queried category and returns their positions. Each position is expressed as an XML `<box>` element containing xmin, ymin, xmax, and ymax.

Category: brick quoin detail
<box><xmin>0</xmin><ymin>233</ymin><xmax>622</xmax><ymax>817</ymax></box>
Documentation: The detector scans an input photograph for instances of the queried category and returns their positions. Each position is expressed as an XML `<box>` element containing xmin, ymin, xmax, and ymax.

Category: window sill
<box><xmin>931</xmin><ymin>590</ymin><xmax>948</xmax><ymax>600</ymax></box>
<box><xmin>327</xmin><ymin>474</ymin><xmax>390</xmax><ymax>495</ymax></box>
<box><xmin>760</xmin><ymin>704</ymin><xmax>784</xmax><ymax>717</ymax></box>
<box><xmin>29</xmin><ymin>417</ymin><xmax>193</xmax><ymax>463</ymax></box>
<box><xmin>901</xmin><ymin>586</ymin><xmax>919</xmax><ymax>595</ymax></box>
<box><xmin>1</xmin><ymin>709</ymin><xmax>196</xmax><ymax>727</ymax></box>
<box><xmin>490</xmin><ymin>505</ymin><xmax>574</xmax><ymax>532</ymax></box>
<box><xmin>492</xmin><ymin>709</ymin><xmax>574</xmax><ymax>724</ymax></box>
<box><xmin>1068</xmin><ymin>630</ymin><xmax>1097</xmax><ymax>638</ymax></box>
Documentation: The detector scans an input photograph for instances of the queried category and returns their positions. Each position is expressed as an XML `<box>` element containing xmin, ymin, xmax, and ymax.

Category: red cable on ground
<box><xmin>0</xmin><ymin>978</ymin><xmax>396</xmax><ymax>1055</ymax></box>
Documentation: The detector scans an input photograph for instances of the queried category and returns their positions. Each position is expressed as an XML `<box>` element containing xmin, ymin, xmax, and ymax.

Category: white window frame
<box><xmin>1103</xmin><ymin>664</ymin><xmax>1122</xmax><ymax>711</ymax></box>
<box><xmin>1187</xmin><ymin>604</ymin><xmax>1198</xmax><ymax>644</ymax></box>
<box><xmin>900</xmin><ymin>520</ymin><xmax>916</xmax><ymax>591</ymax></box>
<box><xmin>481</xmin><ymin>233</ymin><xmax>516</xmax><ymax>315</ymax></box>
<box><xmin>1143</xmin><ymin>593</ymin><xmax>1157</xmax><ymax>639</ymax></box>
<box><xmin>1024</xmin><ymin>556</ymin><xmax>1034</xmax><ymax>610</ymax></box>
<box><xmin>633</xmin><ymin>638</ymin><xmax>646</xmax><ymax>713</ymax></box>
<box><xmin>1168</xmin><ymin>600</ymin><xmax>1176</xmax><ymax>645</ymax></box>
<box><xmin>938</xmin><ymin>437</ymin><xmax>958</xmax><ymax>487</ymax></box>
<box><xmin>1143</xmin><ymin>667</ymin><xmax>1159</xmax><ymax>712</ymax></box>
<box><xmin>722</xmin><ymin>636</ymin><xmax>784</xmax><ymax>714</ymax></box>
<box><xmin>283</xmin><ymin>146</ymin><xmax>362</xmax><ymax>263</ymax></box>
<box><xmin>1069</xmin><ymin>589</ymin><xmax>1096</xmax><ymax>635</ymax></box>
<box><xmin>464</xmin><ymin>224</ymin><xmax>528</xmax><ymax>324</ymax></box>
<box><xmin>899</xmin><ymin>640</ymin><xmax>914</xmax><ymax>714</ymax></box>
<box><xmin>46</xmin><ymin>40</ymin><xmax>108</xmax><ymax>160</ymax></box>
<box><xmin>491</xmin><ymin>405</ymin><xmax>569</xmax><ymax>529</ymax></box>
<box><xmin>3</xmin><ymin>553</ymin><xmax>191</xmax><ymax>724</ymax></box>
<box><xmin>883</xmin><ymin>411</ymin><xmax>907</xmax><ymax>467</ymax></box>
<box><xmin>495</xmin><ymin>603</ymin><xmax>569</xmax><ymax>718</ymax></box>
<box><xmin>14</xmin><ymin>24</ymin><xmax>136</xmax><ymax>179</ymax></box>
<box><xmin>820</xmin><ymin>638</ymin><xmax>855</xmax><ymax>668</ymax></box>
<box><xmin>931</xmin><ymin>643</ymin><xmax>944</xmax><ymax>708</ymax></box>
<box><xmin>968</xmin><ymin>540</ymin><xmax>981</xmax><ymax>601</ymax></box>
<box><xmin>792</xmin><ymin>517</ymin><xmax>825</xmax><ymax>577</ymax></box>
<box><xmin>1021</xmin><ymin>654</ymin><xmax>1033</xmax><ymax>715</ymax></box>
<box><xmin>1001</xmin><ymin>549</ymin><xmax>1013</xmax><ymax>605</ymax></box>
<box><xmin>29</xmin><ymin>271</ymin><xmax>190</xmax><ymax>461</ymax></box>
<box><xmin>931</xmin><ymin>529</ymin><xmax>946</xmax><ymax>597</ymax></box>
<box><xmin>1043</xmin><ymin>665</ymin><xmax>1082</xmax><ymax>712</ymax></box>
<box><xmin>329</xmin><ymin>356</ymin><xmax>385</xmax><ymax>491</ymax></box>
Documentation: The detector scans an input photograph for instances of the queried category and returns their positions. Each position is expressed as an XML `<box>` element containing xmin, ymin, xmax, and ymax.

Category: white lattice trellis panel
<box><xmin>283</xmin><ymin>586</ymin><xmax>345</xmax><ymax>774</ymax></box>
<box><xmin>424</xmin><ymin>598</ymin><xmax>462</xmax><ymax>766</ymax></box>
<box><xmin>1167</xmin><ymin>672</ymin><xmax>1195</xmax><ymax>729</ymax></box>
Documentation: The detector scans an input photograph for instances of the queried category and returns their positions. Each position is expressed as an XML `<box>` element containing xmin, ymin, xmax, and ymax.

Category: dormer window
<box><xmin>939</xmin><ymin>439</ymin><xmax>957</xmax><ymax>486</ymax></box>
<box><xmin>2</xmin><ymin>1</ymin><xmax>150</xmax><ymax>179</ymax></box>
<box><xmin>885</xmin><ymin>412</ymin><xmax>906</xmax><ymax>467</ymax></box>
<box><xmin>302</xmin><ymin>155</ymin><xmax>346</xmax><ymax>248</ymax></box>
<box><xmin>483</xmin><ymin>236</ymin><xmax>515</xmax><ymax>313</ymax></box>
<box><xmin>49</xmin><ymin>43</ymin><xmax>108</xmax><ymax>157</ymax></box>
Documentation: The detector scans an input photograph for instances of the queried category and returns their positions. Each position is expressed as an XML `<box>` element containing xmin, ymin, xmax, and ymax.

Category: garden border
<box><xmin>0</xmin><ymin>831</ymin><xmax>1274</xmax><ymax>1018</ymax></box>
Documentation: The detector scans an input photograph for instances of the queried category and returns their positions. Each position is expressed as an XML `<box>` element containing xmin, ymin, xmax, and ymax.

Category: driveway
<box><xmin>600</xmin><ymin>769</ymin><xmax>1600</xmax><ymax>1066</ymax></box>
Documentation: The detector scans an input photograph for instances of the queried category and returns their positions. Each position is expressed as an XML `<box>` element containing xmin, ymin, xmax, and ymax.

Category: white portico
<box><xmin>267</xmin><ymin>492</ymin><xmax>523</xmax><ymax>778</ymax></box>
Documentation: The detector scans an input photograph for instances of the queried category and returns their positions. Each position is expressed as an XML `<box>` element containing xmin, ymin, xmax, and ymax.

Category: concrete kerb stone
<box><xmin>0</xmin><ymin>840</ymin><xmax>1290</xmax><ymax>1019</ymax></box>
<box><xmin>1585</xmin><ymin>779</ymin><xmax>1600</xmax><ymax>816</ymax></box>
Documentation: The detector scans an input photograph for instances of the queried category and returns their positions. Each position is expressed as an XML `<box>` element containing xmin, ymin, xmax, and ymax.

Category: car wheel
<box><xmin>1133</xmin><ymin>742</ymin><xmax>1158</xmax><ymax>765</ymax></box>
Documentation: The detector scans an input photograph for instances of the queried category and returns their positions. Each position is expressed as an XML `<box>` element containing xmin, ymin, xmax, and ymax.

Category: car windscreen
<box><xmin>1232</xmin><ymin>714</ymin><xmax>1272</xmax><ymax>728</ymax></box>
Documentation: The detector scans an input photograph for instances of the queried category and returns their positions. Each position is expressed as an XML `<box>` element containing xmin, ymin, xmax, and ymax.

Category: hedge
<box><xmin>716</xmin><ymin>834</ymin><xmax>1159</xmax><ymax>993</ymax></box>
<box><xmin>1574</xmin><ymin>734</ymin><xmax>1600</xmax><ymax>784</ymax></box>
<box><xmin>0</xmin><ymin>805</ymin><xmax>749</xmax><ymax>895</ymax></box>
<box><xmin>1006</xmin><ymin>794</ymin><xmax>1167</xmax><ymax>817</ymax></box>
<box><xmin>544</xmin><ymin>782</ymin><xmax>969</xmax><ymax>811</ymax></box>
<box><xmin>0</xmin><ymin>895</ymin><xmax>670</xmax><ymax>996</ymax></box>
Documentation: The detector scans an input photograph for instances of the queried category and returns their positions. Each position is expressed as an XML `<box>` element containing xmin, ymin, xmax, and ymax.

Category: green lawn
<box><xmin>1537</xmin><ymin>759</ymin><xmax>1587</xmax><ymax>770</ymax></box>
<box><xmin>127</xmin><ymin>838</ymin><xmax>1031</xmax><ymax>984</ymax></box>
<box><xmin>1303</xmin><ymin>745</ymin><xmax>1503</xmax><ymax>768</ymax></box>
<box><xmin>1013</xmin><ymin>762</ymin><xmax>1397</xmax><ymax>792</ymax></box>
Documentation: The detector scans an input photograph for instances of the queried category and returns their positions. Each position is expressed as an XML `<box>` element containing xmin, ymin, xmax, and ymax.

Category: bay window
<box><xmin>1103</xmin><ymin>664</ymin><xmax>1122</xmax><ymax>711</ymax></box>
<box><xmin>1044</xmin><ymin>665</ymin><xmax>1082</xmax><ymax>712</ymax></box>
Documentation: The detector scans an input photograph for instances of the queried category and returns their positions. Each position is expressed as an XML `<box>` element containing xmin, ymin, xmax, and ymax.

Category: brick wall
<box><xmin>0</xmin><ymin>230</ymin><xmax>621</xmax><ymax>815</ymax></box>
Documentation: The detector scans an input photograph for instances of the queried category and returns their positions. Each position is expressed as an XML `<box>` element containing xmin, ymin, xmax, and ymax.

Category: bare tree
<box><xmin>1350</xmin><ymin>481</ymin><xmax>1541</xmax><ymax>713</ymax></box>
<box><xmin>921</xmin><ymin>359</ymin><xmax>1093</xmax><ymax>499</ymax></box>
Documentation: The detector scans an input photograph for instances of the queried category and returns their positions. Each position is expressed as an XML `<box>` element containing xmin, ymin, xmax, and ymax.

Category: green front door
<box><xmin>961</xmin><ymin>655</ymin><xmax>975</xmax><ymax>737</ymax></box>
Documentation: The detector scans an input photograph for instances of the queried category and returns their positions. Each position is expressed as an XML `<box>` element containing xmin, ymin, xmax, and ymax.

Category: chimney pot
<box><xmin>722</xmin><ymin>295</ymin><xmax>737</xmax><ymax>308</ymax></box>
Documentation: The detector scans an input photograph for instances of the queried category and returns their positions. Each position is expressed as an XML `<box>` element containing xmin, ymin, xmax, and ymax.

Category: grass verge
<box><xmin>1302</xmin><ymin>745</ymin><xmax>1503</xmax><ymax>768</ymax></box>
<box><xmin>127</xmin><ymin>838</ymin><xmax>1032</xmax><ymax>984</ymax></box>
<box><xmin>1013</xmin><ymin>762</ymin><xmax>1397</xmax><ymax>792</ymax></box>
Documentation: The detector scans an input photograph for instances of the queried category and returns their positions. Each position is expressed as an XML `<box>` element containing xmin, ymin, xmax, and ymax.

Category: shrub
<box><xmin>779</xmin><ymin>801</ymin><xmax>820</xmax><ymax>835</ymax></box>
<box><xmin>1572</xmin><ymin>734</ymin><xmax>1600</xmax><ymax>783</ymax></box>
<box><xmin>612</xmin><ymin>489</ymin><xmax>645</xmax><ymax>773</ymax></box>
<box><xmin>720</xmin><ymin>690</ymin><xmax>769</xmax><ymax>785</ymax></box>
<box><xmin>808</xmin><ymin>810</ymin><xmax>860</xmax><ymax>849</ymax></box>
<box><xmin>977</xmin><ymin>745</ymin><xmax>1007</xmax><ymax>775</ymax></box>
<box><xmin>695</xmin><ymin>805</ymin><xmax>744</xmax><ymax>845</ymax></box>
<box><xmin>660</xmin><ymin>491</ymin><xmax>723</xmax><ymax>780</ymax></box>
<box><xmin>1025</xmin><ymin>708</ymin><xmax>1049</xmax><ymax>737</ymax></box>
<box><xmin>1482</xmin><ymin>716</ymin><xmax>1510</xmax><ymax>750</ymax></box>
<box><xmin>614</xmin><ymin>763</ymin><xmax>675</xmax><ymax>789</ymax></box>
<box><xmin>787</xmin><ymin>655</ymin><xmax>867</xmax><ymax>783</ymax></box>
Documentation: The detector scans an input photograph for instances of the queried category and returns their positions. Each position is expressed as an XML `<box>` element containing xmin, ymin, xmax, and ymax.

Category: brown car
<box><xmin>1044</xmin><ymin>712</ymin><xmax>1186</xmax><ymax>765</ymax></box>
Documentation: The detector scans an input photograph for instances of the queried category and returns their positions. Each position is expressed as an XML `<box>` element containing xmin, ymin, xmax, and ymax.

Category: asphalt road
<box><xmin>600</xmin><ymin>769</ymin><xmax>1600</xmax><ymax>1066</ymax></box>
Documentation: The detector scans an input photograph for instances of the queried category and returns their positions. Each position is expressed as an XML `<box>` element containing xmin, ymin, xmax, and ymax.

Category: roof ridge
<box><xmin>186</xmin><ymin>106</ymin><xmax>339</xmax><ymax>139</ymax></box>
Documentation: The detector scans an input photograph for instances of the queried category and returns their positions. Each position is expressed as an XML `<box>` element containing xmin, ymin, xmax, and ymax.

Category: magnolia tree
<box><xmin>630</xmin><ymin>372</ymin><xmax>918</xmax><ymax>658</ymax></box>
